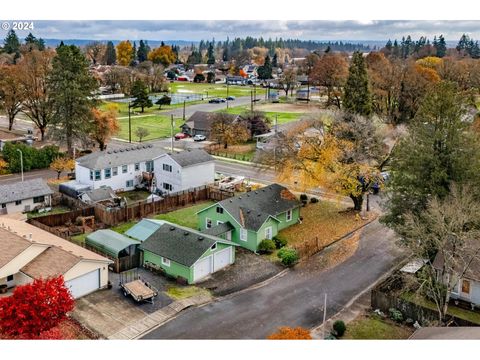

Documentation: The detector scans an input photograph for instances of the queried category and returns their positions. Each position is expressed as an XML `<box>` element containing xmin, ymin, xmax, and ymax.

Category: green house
<box><xmin>139</xmin><ymin>221</ymin><xmax>237</xmax><ymax>284</ymax></box>
<box><xmin>197</xmin><ymin>183</ymin><xmax>302</xmax><ymax>252</ymax></box>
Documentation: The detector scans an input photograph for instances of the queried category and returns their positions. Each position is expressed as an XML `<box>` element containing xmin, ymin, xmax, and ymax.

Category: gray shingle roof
<box><xmin>168</xmin><ymin>149</ymin><xmax>214</xmax><ymax>167</ymax></box>
<box><xmin>83</xmin><ymin>187</ymin><xmax>117</xmax><ymax>202</ymax></box>
<box><xmin>76</xmin><ymin>144</ymin><xmax>165</xmax><ymax>170</ymax></box>
<box><xmin>184</xmin><ymin>111</ymin><xmax>239</xmax><ymax>131</ymax></box>
<box><xmin>215</xmin><ymin>183</ymin><xmax>301</xmax><ymax>231</ymax></box>
<box><xmin>202</xmin><ymin>222</ymin><xmax>234</xmax><ymax>237</ymax></box>
<box><xmin>139</xmin><ymin>222</ymin><xmax>236</xmax><ymax>267</ymax></box>
<box><xmin>0</xmin><ymin>178</ymin><xmax>53</xmax><ymax>204</ymax></box>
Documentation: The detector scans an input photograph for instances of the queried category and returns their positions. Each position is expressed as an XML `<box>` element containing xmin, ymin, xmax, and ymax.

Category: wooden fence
<box><xmin>30</xmin><ymin>207</ymin><xmax>95</xmax><ymax>228</ymax></box>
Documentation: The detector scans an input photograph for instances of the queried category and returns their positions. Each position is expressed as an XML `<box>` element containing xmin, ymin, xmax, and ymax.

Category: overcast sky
<box><xmin>3</xmin><ymin>20</ymin><xmax>480</xmax><ymax>42</ymax></box>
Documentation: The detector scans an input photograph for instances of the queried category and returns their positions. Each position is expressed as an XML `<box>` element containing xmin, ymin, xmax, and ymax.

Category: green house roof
<box><xmin>125</xmin><ymin>219</ymin><xmax>166</xmax><ymax>242</ymax></box>
<box><xmin>86</xmin><ymin>229</ymin><xmax>140</xmax><ymax>258</ymax></box>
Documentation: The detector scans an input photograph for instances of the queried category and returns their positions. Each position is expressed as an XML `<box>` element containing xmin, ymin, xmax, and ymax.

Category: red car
<box><xmin>174</xmin><ymin>132</ymin><xmax>190</xmax><ymax>140</ymax></box>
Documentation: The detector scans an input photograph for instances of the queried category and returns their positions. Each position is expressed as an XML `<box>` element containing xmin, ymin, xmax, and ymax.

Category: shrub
<box><xmin>299</xmin><ymin>194</ymin><xmax>308</xmax><ymax>201</ymax></box>
<box><xmin>258</xmin><ymin>239</ymin><xmax>276</xmax><ymax>254</ymax></box>
<box><xmin>273</xmin><ymin>236</ymin><xmax>287</xmax><ymax>249</ymax></box>
<box><xmin>389</xmin><ymin>308</ymin><xmax>403</xmax><ymax>323</ymax></box>
<box><xmin>332</xmin><ymin>320</ymin><xmax>346</xmax><ymax>337</ymax></box>
<box><xmin>310</xmin><ymin>197</ymin><xmax>319</xmax><ymax>203</ymax></box>
<box><xmin>268</xmin><ymin>326</ymin><xmax>312</xmax><ymax>340</ymax></box>
<box><xmin>324</xmin><ymin>333</ymin><xmax>337</xmax><ymax>340</ymax></box>
<box><xmin>2</xmin><ymin>142</ymin><xmax>61</xmax><ymax>173</ymax></box>
<box><xmin>277</xmin><ymin>247</ymin><xmax>299</xmax><ymax>267</ymax></box>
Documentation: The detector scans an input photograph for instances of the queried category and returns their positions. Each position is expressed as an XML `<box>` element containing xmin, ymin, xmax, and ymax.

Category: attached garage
<box><xmin>193</xmin><ymin>256</ymin><xmax>212</xmax><ymax>282</ymax></box>
<box><xmin>213</xmin><ymin>247</ymin><xmax>233</xmax><ymax>272</ymax></box>
<box><xmin>66</xmin><ymin>269</ymin><xmax>100</xmax><ymax>299</ymax></box>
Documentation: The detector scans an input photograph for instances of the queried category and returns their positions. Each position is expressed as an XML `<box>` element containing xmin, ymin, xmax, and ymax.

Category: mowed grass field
<box><xmin>117</xmin><ymin>114</ymin><xmax>178</xmax><ymax>141</ymax></box>
<box><xmin>219</xmin><ymin>105</ymin><xmax>305</xmax><ymax>124</ymax></box>
<box><xmin>169</xmin><ymin>82</ymin><xmax>265</xmax><ymax>99</ymax></box>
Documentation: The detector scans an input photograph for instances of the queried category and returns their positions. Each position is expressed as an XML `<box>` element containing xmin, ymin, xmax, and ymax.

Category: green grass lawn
<box><xmin>70</xmin><ymin>233</ymin><xmax>88</xmax><ymax>245</ymax></box>
<box><xmin>343</xmin><ymin>314</ymin><xmax>413</xmax><ymax>339</ymax></box>
<box><xmin>116</xmin><ymin>114</ymin><xmax>177</xmax><ymax>141</ymax></box>
<box><xmin>169</xmin><ymin>82</ymin><xmax>265</xmax><ymax>99</ymax></box>
<box><xmin>219</xmin><ymin>105</ymin><xmax>303</xmax><ymax>124</ymax></box>
<box><xmin>165</xmin><ymin>285</ymin><xmax>210</xmax><ymax>300</ymax></box>
<box><xmin>152</xmin><ymin>200</ymin><xmax>215</xmax><ymax>230</ymax></box>
<box><xmin>27</xmin><ymin>206</ymin><xmax>71</xmax><ymax>219</ymax></box>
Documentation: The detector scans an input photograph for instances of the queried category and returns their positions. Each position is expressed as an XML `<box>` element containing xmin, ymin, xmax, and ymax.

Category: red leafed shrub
<box><xmin>0</xmin><ymin>276</ymin><xmax>75</xmax><ymax>338</ymax></box>
<box><xmin>268</xmin><ymin>326</ymin><xmax>312</xmax><ymax>340</ymax></box>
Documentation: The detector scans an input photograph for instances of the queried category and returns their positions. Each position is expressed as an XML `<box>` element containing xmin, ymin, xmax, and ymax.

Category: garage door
<box><xmin>66</xmin><ymin>269</ymin><xmax>100</xmax><ymax>299</ymax></box>
<box><xmin>193</xmin><ymin>256</ymin><xmax>212</xmax><ymax>282</ymax></box>
<box><xmin>213</xmin><ymin>247</ymin><xmax>232</xmax><ymax>272</ymax></box>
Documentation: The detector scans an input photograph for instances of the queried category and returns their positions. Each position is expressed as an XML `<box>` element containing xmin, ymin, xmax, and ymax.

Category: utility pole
<box><xmin>322</xmin><ymin>293</ymin><xmax>327</xmax><ymax>339</ymax></box>
<box><xmin>170</xmin><ymin>114</ymin><xmax>174</xmax><ymax>153</ymax></box>
<box><xmin>273</xmin><ymin>114</ymin><xmax>278</xmax><ymax>172</ymax></box>
<box><xmin>128</xmin><ymin>102</ymin><xmax>132</xmax><ymax>143</ymax></box>
<box><xmin>17</xmin><ymin>149</ymin><xmax>24</xmax><ymax>182</ymax></box>
<box><xmin>183</xmin><ymin>100</ymin><xmax>186</xmax><ymax>122</ymax></box>
<box><xmin>226</xmin><ymin>80</ymin><xmax>229</xmax><ymax>109</ymax></box>
<box><xmin>250</xmin><ymin>89</ymin><xmax>253</xmax><ymax>112</ymax></box>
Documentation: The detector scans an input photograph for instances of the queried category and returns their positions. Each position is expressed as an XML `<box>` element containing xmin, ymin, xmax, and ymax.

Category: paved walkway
<box><xmin>108</xmin><ymin>293</ymin><xmax>212</xmax><ymax>340</ymax></box>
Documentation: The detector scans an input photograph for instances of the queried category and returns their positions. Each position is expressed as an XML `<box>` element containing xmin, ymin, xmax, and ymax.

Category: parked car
<box><xmin>208</xmin><ymin>98</ymin><xmax>223</xmax><ymax>104</ymax></box>
<box><xmin>174</xmin><ymin>132</ymin><xmax>190</xmax><ymax>140</ymax></box>
<box><xmin>226</xmin><ymin>96</ymin><xmax>236</xmax><ymax>101</ymax></box>
<box><xmin>193</xmin><ymin>134</ymin><xmax>207</xmax><ymax>142</ymax></box>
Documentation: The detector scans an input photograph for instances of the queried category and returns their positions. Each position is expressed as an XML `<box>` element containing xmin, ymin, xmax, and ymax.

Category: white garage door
<box><xmin>193</xmin><ymin>256</ymin><xmax>212</xmax><ymax>282</ymax></box>
<box><xmin>66</xmin><ymin>269</ymin><xmax>100</xmax><ymax>299</ymax></box>
<box><xmin>213</xmin><ymin>247</ymin><xmax>232</xmax><ymax>272</ymax></box>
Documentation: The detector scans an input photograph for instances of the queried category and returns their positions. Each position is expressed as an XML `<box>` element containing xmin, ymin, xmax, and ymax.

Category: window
<box><xmin>216</xmin><ymin>206</ymin><xmax>224</xmax><ymax>214</ymax></box>
<box><xmin>217</xmin><ymin>221</ymin><xmax>224</xmax><ymax>226</ymax></box>
<box><xmin>265</xmin><ymin>226</ymin><xmax>273</xmax><ymax>240</ymax></box>
<box><xmin>163</xmin><ymin>163</ymin><xmax>172</xmax><ymax>172</ymax></box>
<box><xmin>104</xmin><ymin>168</ymin><xmax>111</xmax><ymax>179</ymax></box>
<box><xmin>94</xmin><ymin>170</ymin><xmax>101</xmax><ymax>181</ymax></box>
<box><xmin>15</xmin><ymin>200</ymin><xmax>22</xmax><ymax>205</ymax></box>
<box><xmin>33</xmin><ymin>196</ymin><xmax>45</xmax><ymax>204</ymax></box>
<box><xmin>89</xmin><ymin>170</ymin><xmax>94</xmax><ymax>181</ymax></box>
<box><xmin>211</xmin><ymin>243</ymin><xmax>217</xmax><ymax>251</ymax></box>
<box><xmin>240</xmin><ymin>227</ymin><xmax>248</xmax><ymax>241</ymax></box>
<box><xmin>134</xmin><ymin>163</ymin><xmax>140</xmax><ymax>171</ymax></box>
<box><xmin>122</xmin><ymin>165</ymin><xmax>128</xmax><ymax>173</ymax></box>
<box><xmin>286</xmin><ymin>209</ymin><xmax>292</xmax><ymax>222</ymax></box>
<box><xmin>146</xmin><ymin>161</ymin><xmax>154</xmax><ymax>172</ymax></box>
<box><xmin>462</xmin><ymin>279</ymin><xmax>471</xmax><ymax>294</ymax></box>
<box><xmin>126</xmin><ymin>180</ymin><xmax>134</xmax><ymax>188</ymax></box>
<box><xmin>163</xmin><ymin>183</ymin><xmax>173</xmax><ymax>191</ymax></box>
<box><xmin>162</xmin><ymin>257</ymin><xmax>171</xmax><ymax>267</ymax></box>
<box><xmin>206</xmin><ymin>218</ymin><xmax>212</xmax><ymax>229</ymax></box>
<box><xmin>6</xmin><ymin>275</ymin><xmax>13</xmax><ymax>282</ymax></box>
<box><xmin>112</xmin><ymin>167</ymin><xmax>118</xmax><ymax>176</ymax></box>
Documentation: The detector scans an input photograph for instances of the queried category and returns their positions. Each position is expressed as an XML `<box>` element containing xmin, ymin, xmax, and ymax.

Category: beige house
<box><xmin>0</xmin><ymin>218</ymin><xmax>112</xmax><ymax>298</ymax></box>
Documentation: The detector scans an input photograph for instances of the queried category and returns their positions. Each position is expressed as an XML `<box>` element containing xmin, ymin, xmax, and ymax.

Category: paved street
<box><xmin>141</xmin><ymin>218</ymin><xmax>404</xmax><ymax>339</ymax></box>
<box><xmin>0</xmin><ymin>168</ymin><xmax>57</xmax><ymax>185</ymax></box>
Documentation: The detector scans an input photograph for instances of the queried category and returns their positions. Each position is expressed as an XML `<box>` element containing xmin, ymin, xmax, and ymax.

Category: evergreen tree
<box><xmin>272</xmin><ymin>53</ymin><xmax>278</xmax><ymax>68</ymax></box>
<box><xmin>137</xmin><ymin>40</ymin><xmax>149</xmax><ymax>62</ymax></box>
<box><xmin>436</xmin><ymin>35</ymin><xmax>447</xmax><ymax>57</ymax></box>
<box><xmin>130</xmin><ymin>41</ymin><xmax>137</xmax><ymax>66</ymax></box>
<box><xmin>207</xmin><ymin>43</ymin><xmax>215</xmax><ymax>65</ymax></box>
<box><xmin>3</xmin><ymin>30</ymin><xmax>20</xmax><ymax>55</ymax></box>
<box><xmin>104</xmin><ymin>41</ymin><xmax>116</xmax><ymax>65</ymax></box>
<box><xmin>130</xmin><ymin>79</ymin><xmax>152</xmax><ymax>113</ymax></box>
<box><xmin>222</xmin><ymin>47</ymin><xmax>229</xmax><ymax>62</ymax></box>
<box><xmin>47</xmin><ymin>44</ymin><xmax>98</xmax><ymax>156</ymax></box>
<box><xmin>257</xmin><ymin>55</ymin><xmax>273</xmax><ymax>79</ymax></box>
<box><xmin>343</xmin><ymin>51</ymin><xmax>372</xmax><ymax>116</ymax></box>
<box><xmin>382</xmin><ymin>81</ymin><xmax>480</xmax><ymax>231</ymax></box>
<box><xmin>24</xmin><ymin>33</ymin><xmax>45</xmax><ymax>51</ymax></box>
<box><xmin>392</xmin><ymin>39</ymin><xmax>400</xmax><ymax>57</ymax></box>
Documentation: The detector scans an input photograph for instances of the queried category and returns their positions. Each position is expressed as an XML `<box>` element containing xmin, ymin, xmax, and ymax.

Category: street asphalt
<box><xmin>141</xmin><ymin>217</ymin><xmax>404</xmax><ymax>339</ymax></box>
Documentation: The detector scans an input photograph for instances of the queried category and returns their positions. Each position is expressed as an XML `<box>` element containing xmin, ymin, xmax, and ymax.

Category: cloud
<box><xmin>1</xmin><ymin>20</ymin><xmax>480</xmax><ymax>42</ymax></box>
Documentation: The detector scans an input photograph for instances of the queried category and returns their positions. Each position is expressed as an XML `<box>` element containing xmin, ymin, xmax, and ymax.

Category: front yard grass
<box><xmin>165</xmin><ymin>285</ymin><xmax>210</xmax><ymax>300</ymax></box>
<box><xmin>343</xmin><ymin>314</ymin><xmax>413</xmax><ymax>340</ymax></box>
<box><xmin>276</xmin><ymin>201</ymin><xmax>374</xmax><ymax>249</ymax></box>
<box><xmin>152</xmin><ymin>200</ymin><xmax>215</xmax><ymax>229</ymax></box>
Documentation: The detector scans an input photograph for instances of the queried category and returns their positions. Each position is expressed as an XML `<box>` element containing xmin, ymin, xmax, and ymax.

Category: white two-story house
<box><xmin>153</xmin><ymin>149</ymin><xmax>215</xmax><ymax>194</ymax></box>
<box><xmin>75</xmin><ymin>144</ymin><xmax>165</xmax><ymax>192</ymax></box>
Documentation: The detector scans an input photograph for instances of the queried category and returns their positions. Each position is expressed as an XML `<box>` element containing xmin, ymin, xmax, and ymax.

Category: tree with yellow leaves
<box><xmin>50</xmin><ymin>157</ymin><xmax>75</xmax><ymax>179</ymax></box>
<box><xmin>268</xmin><ymin>326</ymin><xmax>312</xmax><ymax>340</ymax></box>
<box><xmin>90</xmin><ymin>105</ymin><xmax>120</xmax><ymax>150</ymax></box>
<box><xmin>116</xmin><ymin>41</ymin><xmax>133</xmax><ymax>66</ymax></box>
<box><xmin>210</xmin><ymin>112</ymin><xmax>250</xmax><ymax>149</ymax></box>
<box><xmin>0</xmin><ymin>158</ymin><xmax>8</xmax><ymax>174</ymax></box>
<box><xmin>148</xmin><ymin>45</ymin><xmax>176</xmax><ymax>67</ymax></box>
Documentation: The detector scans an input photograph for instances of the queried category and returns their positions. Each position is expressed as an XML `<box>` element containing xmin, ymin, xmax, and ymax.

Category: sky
<box><xmin>1</xmin><ymin>20</ymin><xmax>480</xmax><ymax>42</ymax></box>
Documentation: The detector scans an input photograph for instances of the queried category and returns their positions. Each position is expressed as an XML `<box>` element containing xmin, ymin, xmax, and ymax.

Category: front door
<box><xmin>461</xmin><ymin>279</ymin><xmax>471</xmax><ymax>299</ymax></box>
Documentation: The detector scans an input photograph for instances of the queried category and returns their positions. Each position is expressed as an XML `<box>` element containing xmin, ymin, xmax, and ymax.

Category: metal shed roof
<box><xmin>86</xmin><ymin>229</ymin><xmax>140</xmax><ymax>258</ymax></box>
<box><xmin>125</xmin><ymin>219</ymin><xmax>166</xmax><ymax>242</ymax></box>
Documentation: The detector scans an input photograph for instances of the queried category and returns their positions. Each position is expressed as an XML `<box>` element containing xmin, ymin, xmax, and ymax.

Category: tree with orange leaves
<box><xmin>268</xmin><ymin>326</ymin><xmax>312</xmax><ymax>340</ymax></box>
<box><xmin>148</xmin><ymin>45</ymin><xmax>176</xmax><ymax>67</ymax></box>
<box><xmin>116</xmin><ymin>40</ymin><xmax>133</xmax><ymax>66</ymax></box>
<box><xmin>90</xmin><ymin>104</ymin><xmax>120</xmax><ymax>150</ymax></box>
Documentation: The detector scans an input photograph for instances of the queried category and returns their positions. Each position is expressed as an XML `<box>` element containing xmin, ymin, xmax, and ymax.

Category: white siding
<box><xmin>1</xmin><ymin>195</ymin><xmax>52</xmax><ymax>214</ymax></box>
<box><xmin>181</xmin><ymin>162</ymin><xmax>215</xmax><ymax>191</ymax></box>
<box><xmin>64</xmin><ymin>260</ymin><xmax>109</xmax><ymax>288</ymax></box>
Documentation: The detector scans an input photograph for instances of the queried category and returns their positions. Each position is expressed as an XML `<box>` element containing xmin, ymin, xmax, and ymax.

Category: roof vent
<box><xmin>247</xmin><ymin>210</ymin><xmax>251</xmax><ymax>214</ymax></box>
<box><xmin>170</xmin><ymin>226</ymin><xmax>175</xmax><ymax>231</ymax></box>
<box><xmin>120</xmin><ymin>149</ymin><xmax>124</xmax><ymax>152</ymax></box>
<box><xmin>184</xmin><ymin>231</ymin><xmax>189</xmax><ymax>236</ymax></box>
<box><xmin>255</xmin><ymin>191</ymin><xmax>258</xmax><ymax>194</ymax></box>
<box><xmin>198</xmin><ymin>236</ymin><xmax>204</xmax><ymax>241</ymax></box>
<box><xmin>113</xmin><ymin>150</ymin><xmax>118</xmax><ymax>153</ymax></box>
<box><xmin>126</xmin><ymin>148</ymin><xmax>130</xmax><ymax>151</ymax></box>
<box><xmin>238</xmin><ymin>196</ymin><xmax>242</xmax><ymax>199</ymax></box>
<box><xmin>229</xmin><ymin>200</ymin><xmax>233</xmax><ymax>203</ymax></box>
<box><xmin>257</xmin><ymin>214</ymin><xmax>261</xmax><ymax>217</ymax></box>
<box><xmin>107</xmin><ymin>150</ymin><xmax>111</xmax><ymax>154</ymax></box>
<box><xmin>246</xmin><ymin>194</ymin><xmax>250</xmax><ymax>197</ymax></box>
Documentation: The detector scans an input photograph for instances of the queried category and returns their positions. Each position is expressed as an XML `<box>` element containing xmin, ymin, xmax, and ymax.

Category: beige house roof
<box><xmin>0</xmin><ymin>228</ymin><xmax>33</xmax><ymax>268</ymax></box>
<box><xmin>0</xmin><ymin>217</ymin><xmax>110</xmax><ymax>263</ymax></box>
<box><xmin>21</xmin><ymin>246</ymin><xmax>81</xmax><ymax>279</ymax></box>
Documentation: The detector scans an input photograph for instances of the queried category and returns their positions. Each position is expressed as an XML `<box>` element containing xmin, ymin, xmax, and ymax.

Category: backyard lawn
<box><xmin>152</xmin><ymin>200</ymin><xmax>215</xmax><ymax>230</ymax></box>
<box><xmin>117</xmin><ymin>190</ymin><xmax>151</xmax><ymax>204</ymax></box>
<box><xmin>343</xmin><ymin>314</ymin><xmax>413</xmax><ymax>340</ymax></box>
<box><xmin>27</xmin><ymin>206</ymin><xmax>72</xmax><ymax>219</ymax></box>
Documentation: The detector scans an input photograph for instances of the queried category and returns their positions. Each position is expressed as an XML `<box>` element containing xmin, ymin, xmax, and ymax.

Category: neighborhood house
<box><xmin>197</xmin><ymin>183</ymin><xmax>302</xmax><ymax>252</ymax></box>
<box><xmin>0</xmin><ymin>178</ymin><xmax>53</xmax><ymax>215</ymax></box>
<box><xmin>180</xmin><ymin>111</ymin><xmax>241</xmax><ymax>138</ymax></box>
<box><xmin>0</xmin><ymin>218</ymin><xmax>112</xmax><ymax>298</ymax></box>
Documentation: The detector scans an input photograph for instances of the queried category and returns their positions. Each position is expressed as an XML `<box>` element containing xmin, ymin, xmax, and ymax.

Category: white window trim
<box><xmin>265</xmin><ymin>226</ymin><xmax>273</xmax><ymax>240</ymax></box>
<box><xmin>286</xmin><ymin>209</ymin><xmax>292</xmax><ymax>222</ymax></box>
<box><xmin>162</xmin><ymin>257</ymin><xmax>171</xmax><ymax>267</ymax></box>
<box><xmin>217</xmin><ymin>220</ymin><xmax>224</xmax><ymax>225</ymax></box>
<box><xmin>206</xmin><ymin>218</ymin><xmax>212</xmax><ymax>229</ymax></box>
<box><xmin>240</xmin><ymin>227</ymin><xmax>248</xmax><ymax>242</ymax></box>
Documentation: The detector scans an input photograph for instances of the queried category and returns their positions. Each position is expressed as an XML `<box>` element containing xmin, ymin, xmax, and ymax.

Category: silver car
<box><xmin>193</xmin><ymin>134</ymin><xmax>206</xmax><ymax>142</ymax></box>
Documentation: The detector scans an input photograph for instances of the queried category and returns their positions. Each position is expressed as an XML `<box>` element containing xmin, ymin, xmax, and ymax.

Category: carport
<box><xmin>86</xmin><ymin>230</ymin><xmax>141</xmax><ymax>272</ymax></box>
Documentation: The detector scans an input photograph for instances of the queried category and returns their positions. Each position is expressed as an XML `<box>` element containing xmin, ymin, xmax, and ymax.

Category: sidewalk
<box><xmin>108</xmin><ymin>293</ymin><xmax>212</xmax><ymax>340</ymax></box>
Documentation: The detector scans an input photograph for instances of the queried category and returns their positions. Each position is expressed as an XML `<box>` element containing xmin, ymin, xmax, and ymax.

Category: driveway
<box><xmin>198</xmin><ymin>248</ymin><xmax>284</xmax><ymax>296</ymax></box>
<box><xmin>141</xmin><ymin>220</ymin><xmax>405</xmax><ymax>339</ymax></box>
<box><xmin>72</xmin><ymin>268</ymin><xmax>173</xmax><ymax>338</ymax></box>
